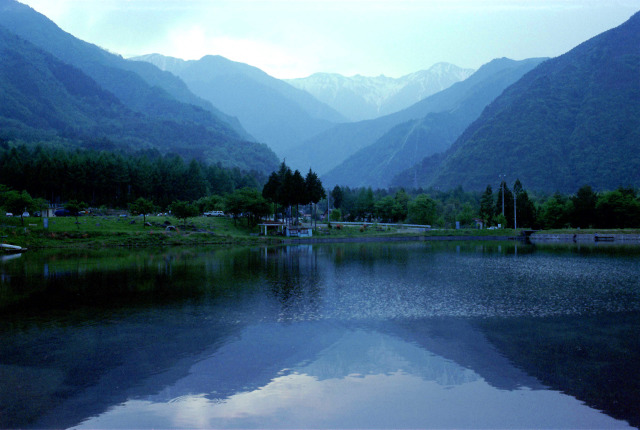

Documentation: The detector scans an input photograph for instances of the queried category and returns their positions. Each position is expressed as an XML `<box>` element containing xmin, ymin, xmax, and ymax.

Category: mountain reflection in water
<box><xmin>0</xmin><ymin>242</ymin><xmax>638</xmax><ymax>429</ymax></box>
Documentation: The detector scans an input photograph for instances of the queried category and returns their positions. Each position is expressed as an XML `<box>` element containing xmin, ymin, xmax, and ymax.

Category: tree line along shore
<box><xmin>2</xmin><ymin>145</ymin><xmax>640</xmax><ymax>249</ymax></box>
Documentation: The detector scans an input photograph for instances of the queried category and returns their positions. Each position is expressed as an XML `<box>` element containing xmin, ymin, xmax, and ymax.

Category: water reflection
<box><xmin>69</xmin><ymin>321</ymin><xmax>628</xmax><ymax>429</ymax></box>
<box><xmin>0</xmin><ymin>242</ymin><xmax>638</xmax><ymax>428</ymax></box>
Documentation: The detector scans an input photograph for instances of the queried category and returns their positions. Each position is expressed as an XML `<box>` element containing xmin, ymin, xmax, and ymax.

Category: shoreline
<box><xmin>283</xmin><ymin>235</ymin><xmax>517</xmax><ymax>244</ymax></box>
<box><xmin>7</xmin><ymin>228</ymin><xmax>640</xmax><ymax>251</ymax></box>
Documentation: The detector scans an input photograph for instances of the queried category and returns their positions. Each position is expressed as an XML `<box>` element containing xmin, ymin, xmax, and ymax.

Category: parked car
<box><xmin>204</xmin><ymin>211</ymin><xmax>225</xmax><ymax>217</ymax></box>
<box><xmin>22</xmin><ymin>212</ymin><xmax>30</xmax><ymax>217</ymax></box>
<box><xmin>5</xmin><ymin>212</ymin><xmax>13</xmax><ymax>217</ymax></box>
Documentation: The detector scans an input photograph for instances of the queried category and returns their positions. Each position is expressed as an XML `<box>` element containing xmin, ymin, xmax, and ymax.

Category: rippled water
<box><xmin>0</xmin><ymin>241</ymin><xmax>639</xmax><ymax>428</ymax></box>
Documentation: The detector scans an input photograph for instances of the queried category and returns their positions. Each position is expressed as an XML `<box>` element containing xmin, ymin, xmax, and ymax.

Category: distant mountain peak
<box><xmin>286</xmin><ymin>64</ymin><xmax>474</xmax><ymax>121</ymax></box>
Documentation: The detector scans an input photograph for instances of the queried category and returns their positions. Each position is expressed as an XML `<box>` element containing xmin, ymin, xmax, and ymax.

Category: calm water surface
<box><xmin>1</xmin><ymin>241</ymin><xmax>639</xmax><ymax>429</ymax></box>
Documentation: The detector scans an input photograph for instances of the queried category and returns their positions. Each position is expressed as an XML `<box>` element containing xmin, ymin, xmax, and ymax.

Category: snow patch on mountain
<box><xmin>286</xmin><ymin>63</ymin><xmax>474</xmax><ymax>121</ymax></box>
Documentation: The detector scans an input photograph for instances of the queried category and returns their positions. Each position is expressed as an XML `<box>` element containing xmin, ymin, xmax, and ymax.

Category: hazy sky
<box><xmin>17</xmin><ymin>0</ymin><xmax>640</xmax><ymax>78</ymax></box>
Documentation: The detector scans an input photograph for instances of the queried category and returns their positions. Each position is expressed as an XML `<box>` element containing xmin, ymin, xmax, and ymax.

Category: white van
<box><xmin>204</xmin><ymin>211</ymin><xmax>225</xmax><ymax>217</ymax></box>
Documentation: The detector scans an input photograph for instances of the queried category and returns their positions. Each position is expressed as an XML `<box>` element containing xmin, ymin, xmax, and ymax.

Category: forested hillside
<box><xmin>0</xmin><ymin>27</ymin><xmax>279</xmax><ymax>173</ymax></box>
<box><xmin>395</xmin><ymin>11</ymin><xmax>640</xmax><ymax>193</ymax></box>
<box><xmin>0</xmin><ymin>143</ymin><xmax>262</xmax><ymax>208</ymax></box>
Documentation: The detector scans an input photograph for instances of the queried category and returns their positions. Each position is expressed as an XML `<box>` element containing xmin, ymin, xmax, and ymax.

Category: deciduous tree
<box><xmin>129</xmin><ymin>197</ymin><xmax>157</xmax><ymax>226</ymax></box>
<box><xmin>408</xmin><ymin>194</ymin><xmax>440</xmax><ymax>226</ymax></box>
<box><xmin>169</xmin><ymin>200</ymin><xmax>199</xmax><ymax>228</ymax></box>
<box><xmin>3</xmin><ymin>190</ymin><xmax>35</xmax><ymax>226</ymax></box>
<box><xmin>65</xmin><ymin>199</ymin><xmax>87</xmax><ymax>228</ymax></box>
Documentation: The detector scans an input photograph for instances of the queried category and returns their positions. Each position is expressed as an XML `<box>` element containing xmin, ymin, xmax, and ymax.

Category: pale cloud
<box><xmin>17</xmin><ymin>0</ymin><xmax>640</xmax><ymax>78</ymax></box>
<box><xmin>17</xmin><ymin>0</ymin><xmax>74</xmax><ymax>21</ymax></box>
<box><xmin>162</xmin><ymin>24</ymin><xmax>329</xmax><ymax>78</ymax></box>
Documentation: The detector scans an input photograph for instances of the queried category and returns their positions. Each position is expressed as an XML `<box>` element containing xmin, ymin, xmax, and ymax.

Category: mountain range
<box><xmin>131</xmin><ymin>53</ymin><xmax>346</xmax><ymax>157</ymax></box>
<box><xmin>285</xmin><ymin>64</ymin><xmax>474</xmax><ymax>122</ymax></box>
<box><xmin>392</xmin><ymin>10</ymin><xmax>640</xmax><ymax>193</ymax></box>
<box><xmin>320</xmin><ymin>58</ymin><xmax>545</xmax><ymax>189</ymax></box>
<box><xmin>283</xmin><ymin>57</ymin><xmax>543</xmax><ymax>178</ymax></box>
<box><xmin>0</xmin><ymin>0</ymin><xmax>638</xmax><ymax>194</ymax></box>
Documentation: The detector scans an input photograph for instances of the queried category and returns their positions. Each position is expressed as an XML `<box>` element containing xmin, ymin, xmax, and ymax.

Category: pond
<box><xmin>1</xmin><ymin>241</ymin><xmax>639</xmax><ymax>429</ymax></box>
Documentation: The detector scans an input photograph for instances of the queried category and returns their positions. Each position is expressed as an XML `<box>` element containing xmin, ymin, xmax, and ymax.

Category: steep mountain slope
<box><xmin>0</xmin><ymin>0</ymin><xmax>250</xmax><ymax>140</ymax></box>
<box><xmin>393</xmin><ymin>11</ymin><xmax>640</xmax><ymax>193</ymax></box>
<box><xmin>322</xmin><ymin>112</ymin><xmax>467</xmax><ymax>189</ymax></box>
<box><xmin>286</xmin><ymin>63</ymin><xmax>474</xmax><ymax>121</ymax></box>
<box><xmin>322</xmin><ymin>58</ymin><xmax>545</xmax><ymax>188</ymax></box>
<box><xmin>286</xmin><ymin>57</ymin><xmax>544</xmax><ymax>176</ymax></box>
<box><xmin>0</xmin><ymin>27</ymin><xmax>123</xmax><ymax>140</ymax></box>
<box><xmin>0</xmin><ymin>26</ymin><xmax>279</xmax><ymax>173</ymax></box>
<box><xmin>133</xmin><ymin>54</ymin><xmax>346</xmax><ymax>157</ymax></box>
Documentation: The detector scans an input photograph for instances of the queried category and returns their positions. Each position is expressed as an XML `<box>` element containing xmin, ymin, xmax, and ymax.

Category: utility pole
<box><xmin>514</xmin><ymin>192</ymin><xmax>517</xmax><ymax>231</ymax></box>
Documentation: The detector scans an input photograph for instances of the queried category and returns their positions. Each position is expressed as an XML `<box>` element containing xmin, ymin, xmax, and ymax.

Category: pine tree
<box><xmin>304</xmin><ymin>169</ymin><xmax>326</xmax><ymax>229</ymax></box>
<box><xmin>479</xmin><ymin>185</ymin><xmax>494</xmax><ymax>227</ymax></box>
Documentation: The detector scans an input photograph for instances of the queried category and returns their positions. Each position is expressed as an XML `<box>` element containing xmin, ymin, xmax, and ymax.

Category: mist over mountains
<box><xmin>131</xmin><ymin>53</ymin><xmax>346</xmax><ymax>157</ymax></box>
<box><xmin>0</xmin><ymin>0</ymin><xmax>638</xmax><ymax>193</ymax></box>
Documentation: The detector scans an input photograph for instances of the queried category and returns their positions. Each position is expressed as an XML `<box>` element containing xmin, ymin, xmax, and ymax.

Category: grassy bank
<box><xmin>0</xmin><ymin>215</ymin><xmax>520</xmax><ymax>249</ymax></box>
<box><xmin>0</xmin><ymin>215</ymin><xmax>265</xmax><ymax>249</ymax></box>
<box><xmin>6</xmin><ymin>214</ymin><xmax>638</xmax><ymax>250</ymax></box>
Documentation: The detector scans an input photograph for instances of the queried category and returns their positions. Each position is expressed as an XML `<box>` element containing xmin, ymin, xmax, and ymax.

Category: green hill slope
<box><xmin>0</xmin><ymin>0</ymin><xmax>251</xmax><ymax>141</ymax></box>
<box><xmin>0</xmin><ymin>27</ymin><xmax>279</xmax><ymax>173</ymax></box>
<box><xmin>397</xmin><ymin>11</ymin><xmax>640</xmax><ymax>192</ymax></box>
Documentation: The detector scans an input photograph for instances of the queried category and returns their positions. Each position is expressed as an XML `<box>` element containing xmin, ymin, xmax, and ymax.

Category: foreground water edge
<box><xmin>1</xmin><ymin>241</ymin><xmax>638</xmax><ymax>428</ymax></box>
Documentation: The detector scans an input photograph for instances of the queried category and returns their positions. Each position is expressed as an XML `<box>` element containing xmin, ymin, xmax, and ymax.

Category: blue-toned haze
<box><xmin>15</xmin><ymin>0</ymin><xmax>640</xmax><ymax>78</ymax></box>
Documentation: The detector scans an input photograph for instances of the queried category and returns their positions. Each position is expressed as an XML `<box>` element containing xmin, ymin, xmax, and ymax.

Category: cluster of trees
<box><xmin>534</xmin><ymin>185</ymin><xmax>640</xmax><ymax>229</ymax></box>
<box><xmin>2</xmin><ymin>140</ymin><xmax>639</xmax><ymax>231</ymax></box>
<box><xmin>479</xmin><ymin>182</ymin><xmax>640</xmax><ymax>229</ymax></box>
<box><xmin>478</xmin><ymin>180</ymin><xmax>537</xmax><ymax>229</ymax></box>
<box><xmin>262</xmin><ymin>162</ymin><xmax>325</xmax><ymax>224</ymax></box>
<box><xmin>329</xmin><ymin>185</ymin><xmax>479</xmax><ymax>226</ymax></box>
<box><xmin>0</xmin><ymin>144</ymin><xmax>264</xmax><ymax>209</ymax></box>
<box><xmin>328</xmin><ymin>181</ymin><xmax>640</xmax><ymax>230</ymax></box>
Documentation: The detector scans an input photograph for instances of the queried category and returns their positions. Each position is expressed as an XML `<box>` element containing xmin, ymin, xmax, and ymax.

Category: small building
<box><xmin>258</xmin><ymin>222</ymin><xmax>313</xmax><ymax>237</ymax></box>
<box><xmin>285</xmin><ymin>225</ymin><xmax>313</xmax><ymax>238</ymax></box>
